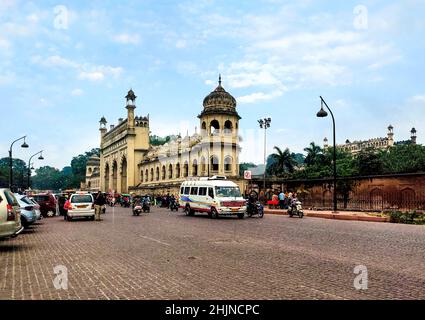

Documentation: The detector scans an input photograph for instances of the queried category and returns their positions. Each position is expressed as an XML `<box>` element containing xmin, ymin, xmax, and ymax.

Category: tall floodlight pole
<box><xmin>258</xmin><ymin>118</ymin><xmax>271</xmax><ymax>192</ymax></box>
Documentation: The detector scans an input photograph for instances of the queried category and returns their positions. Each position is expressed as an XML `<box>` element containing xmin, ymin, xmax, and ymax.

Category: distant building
<box><xmin>323</xmin><ymin>125</ymin><xmax>417</xmax><ymax>155</ymax></box>
<box><xmin>83</xmin><ymin>156</ymin><xmax>100</xmax><ymax>192</ymax></box>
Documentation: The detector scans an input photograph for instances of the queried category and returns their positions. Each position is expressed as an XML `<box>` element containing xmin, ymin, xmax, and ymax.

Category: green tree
<box><xmin>266</xmin><ymin>146</ymin><xmax>297</xmax><ymax>176</ymax></box>
<box><xmin>0</xmin><ymin>157</ymin><xmax>29</xmax><ymax>189</ymax></box>
<box><xmin>303</xmin><ymin>142</ymin><xmax>323</xmax><ymax>166</ymax></box>
<box><xmin>381</xmin><ymin>144</ymin><xmax>425</xmax><ymax>174</ymax></box>
<box><xmin>32</xmin><ymin>166</ymin><xmax>63</xmax><ymax>190</ymax></box>
<box><xmin>354</xmin><ymin>148</ymin><xmax>384</xmax><ymax>176</ymax></box>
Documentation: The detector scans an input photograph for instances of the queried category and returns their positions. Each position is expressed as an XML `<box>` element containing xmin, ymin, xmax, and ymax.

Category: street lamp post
<box><xmin>9</xmin><ymin>136</ymin><xmax>29</xmax><ymax>191</ymax></box>
<box><xmin>27</xmin><ymin>151</ymin><xmax>44</xmax><ymax>189</ymax></box>
<box><xmin>316</xmin><ymin>96</ymin><xmax>338</xmax><ymax>212</ymax></box>
<box><xmin>258</xmin><ymin>117</ymin><xmax>271</xmax><ymax>192</ymax></box>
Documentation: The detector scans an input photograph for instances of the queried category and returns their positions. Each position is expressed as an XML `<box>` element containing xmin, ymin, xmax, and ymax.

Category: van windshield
<box><xmin>215</xmin><ymin>186</ymin><xmax>241</xmax><ymax>198</ymax></box>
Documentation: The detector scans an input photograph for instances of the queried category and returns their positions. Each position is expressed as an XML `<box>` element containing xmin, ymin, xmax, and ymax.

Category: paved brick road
<box><xmin>1</xmin><ymin>206</ymin><xmax>424</xmax><ymax>300</ymax></box>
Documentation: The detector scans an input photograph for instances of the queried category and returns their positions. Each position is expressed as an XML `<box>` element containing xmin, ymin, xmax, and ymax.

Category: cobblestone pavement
<box><xmin>1</xmin><ymin>206</ymin><xmax>424</xmax><ymax>300</ymax></box>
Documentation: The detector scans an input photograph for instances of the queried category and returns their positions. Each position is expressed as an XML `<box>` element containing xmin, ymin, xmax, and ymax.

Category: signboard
<box><xmin>244</xmin><ymin>170</ymin><xmax>252</xmax><ymax>180</ymax></box>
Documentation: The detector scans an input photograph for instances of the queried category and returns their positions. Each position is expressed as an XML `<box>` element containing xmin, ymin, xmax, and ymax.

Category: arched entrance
<box><xmin>112</xmin><ymin>161</ymin><xmax>118</xmax><ymax>192</ymax></box>
<box><xmin>121</xmin><ymin>157</ymin><xmax>127</xmax><ymax>193</ymax></box>
<box><xmin>104</xmin><ymin>163</ymin><xmax>110</xmax><ymax>191</ymax></box>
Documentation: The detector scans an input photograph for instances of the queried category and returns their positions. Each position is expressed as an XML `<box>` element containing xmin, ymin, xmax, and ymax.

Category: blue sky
<box><xmin>1</xmin><ymin>0</ymin><xmax>424</xmax><ymax>169</ymax></box>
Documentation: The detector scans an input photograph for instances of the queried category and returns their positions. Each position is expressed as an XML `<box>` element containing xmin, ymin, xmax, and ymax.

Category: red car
<box><xmin>32</xmin><ymin>193</ymin><xmax>57</xmax><ymax>217</ymax></box>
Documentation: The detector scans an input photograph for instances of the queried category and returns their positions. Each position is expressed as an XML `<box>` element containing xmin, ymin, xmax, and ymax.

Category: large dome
<box><xmin>200</xmin><ymin>75</ymin><xmax>240</xmax><ymax>118</ymax></box>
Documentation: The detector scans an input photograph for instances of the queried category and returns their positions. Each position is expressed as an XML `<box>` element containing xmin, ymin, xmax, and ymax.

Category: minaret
<box><xmin>323</xmin><ymin>137</ymin><xmax>329</xmax><ymax>149</ymax></box>
<box><xmin>99</xmin><ymin>116</ymin><xmax>107</xmax><ymax>140</ymax></box>
<box><xmin>387</xmin><ymin>124</ymin><xmax>394</xmax><ymax>147</ymax></box>
<box><xmin>125</xmin><ymin>89</ymin><xmax>137</xmax><ymax>130</ymax></box>
<box><xmin>411</xmin><ymin>128</ymin><xmax>417</xmax><ymax>145</ymax></box>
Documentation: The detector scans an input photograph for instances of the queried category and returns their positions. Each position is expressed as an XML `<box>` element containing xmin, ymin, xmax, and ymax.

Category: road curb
<box><xmin>265</xmin><ymin>209</ymin><xmax>390</xmax><ymax>223</ymax></box>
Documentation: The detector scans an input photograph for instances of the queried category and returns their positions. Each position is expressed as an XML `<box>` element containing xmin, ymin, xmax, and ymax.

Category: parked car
<box><xmin>0</xmin><ymin>189</ymin><xmax>23</xmax><ymax>239</ymax></box>
<box><xmin>14</xmin><ymin>193</ymin><xmax>37</xmax><ymax>228</ymax></box>
<box><xmin>32</xmin><ymin>193</ymin><xmax>57</xmax><ymax>217</ymax></box>
<box><xmin>64</xmin><ymin>193</ymin><xmax>95</xmax><ymax>221</ymax></box>
<box><xmin>28</xmin><ymin>197</ymin><xmax>42</xmax><ymax>220</ymax></box>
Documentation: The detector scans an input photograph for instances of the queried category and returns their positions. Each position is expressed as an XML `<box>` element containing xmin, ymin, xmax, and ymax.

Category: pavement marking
<box><xmin>139</xmin><ymin>235</ymin><xmax>171</xmax><ymax>247</ymax></box>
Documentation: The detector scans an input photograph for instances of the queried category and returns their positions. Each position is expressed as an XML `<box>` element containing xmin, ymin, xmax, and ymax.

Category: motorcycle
<box><xmin>133</xmin><ymin>204</ymin><xmax>142</xmax><ymax>216</ymax></box>
<box><xmin>246</xmin><ymin>201</ymin><xmax>264</xmax><ymax>218</ymax></box>
<box><xmin>169</xmin><ymin>199</ymin><xmax>179</xmax><ymax>211</ymax></box>
<box><xmin>142</xmin><ymin>199</ymin><xmax>151</xmax><ymax>213</ymax></box>
<box><xmin>288</xmin><ymin>200</ymin><xmax>304</xmax><ymax>218</ymax></box>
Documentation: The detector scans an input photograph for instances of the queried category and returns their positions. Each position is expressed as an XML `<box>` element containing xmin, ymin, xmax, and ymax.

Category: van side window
<box><xmin>208</xmin><ymin>187</ymin><xmax>214</xmax><ymax>199</ymax></box>
<box><xmin>198</xmin><ymin>187</ymin><xmax>207</xmax><ymax>196</ymax></box>
<box><xmin>190</xmin><ymin>187</ymin><xmax>198</xmax><ymax>195</ymax></box>
<box><xmin>180</xmin><ymin>187</ymin><xmax>184</xmax><ymax>194</ymax></box>
<box><xmin>184</xmin><ymin>187</ymin><xmax>190</xmax><ymax>195</ymax></box>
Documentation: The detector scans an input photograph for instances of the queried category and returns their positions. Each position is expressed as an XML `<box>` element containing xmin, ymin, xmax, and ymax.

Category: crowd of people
<box><xmin>247</xmin><ymin>190</ymin><xmax>300</xmax><ymax>210</ymax></box>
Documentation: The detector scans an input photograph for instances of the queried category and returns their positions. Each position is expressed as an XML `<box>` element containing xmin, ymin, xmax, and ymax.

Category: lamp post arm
<box><xmin>9</xmin><ymin>136</ymin><xmax>27</xmax><ymax>152</ymax></box>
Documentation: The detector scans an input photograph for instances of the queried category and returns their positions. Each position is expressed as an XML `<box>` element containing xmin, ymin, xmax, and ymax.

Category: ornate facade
<box><xmin>99</xmin><ymin>77</ymin><xmax>241</xmax><ymax>194</ymax></box>
<box><xmin>324</xmin><ymin>125</ymin><xmax>417</xmax><ymax>155</ymax></box>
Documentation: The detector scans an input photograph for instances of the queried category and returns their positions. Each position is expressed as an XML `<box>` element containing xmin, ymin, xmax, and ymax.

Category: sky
<box><xmin>1</xmin><ymin>0</ymin><xmax>424</xmax><ymax>170</ymax></box>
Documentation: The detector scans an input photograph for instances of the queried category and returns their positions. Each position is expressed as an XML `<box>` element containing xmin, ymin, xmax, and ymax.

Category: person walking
<box><xmin>278</xmin><ymin>190</ymin><xmax>285</xmax><ymax>209</ymax></box>
<box><xmin>94</xmin><ymin>191</ymin><xmax>106</xmax><ymax>221</ymax></box>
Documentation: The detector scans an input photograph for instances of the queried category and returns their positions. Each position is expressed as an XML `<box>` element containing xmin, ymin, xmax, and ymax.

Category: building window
<box><xmin>176</xmin><ymin>163</ymin><xmax>181</xmax><ymax>178</ymax></box>
<box><xmin>210</xmin><ymin>120</ymin><xmax>220</xmax><ymax>135</ymax></box>
<box><xmin>224</xmin><ymin>120</ymin><xmax>233</xmax><ymax>135</ymax></box>
<box><xmin>224</xmin><ymin>156</ymin><xmax>232</xmax><ymax>171</ymax></box>
<box><xmin>192</xmin><ymin>160</ymin><xmax>198</xmax><ymax>176</ymax></box>
<box><xmin>183</xmin><ymin>162</ymin><xmax>189</xmax><ymax>177</ymax></box>
<box><xmin>156</xmin><ymin>167</ymin><xmax>160</xmax><ymax>181</ymax></box>
<box><xmin>210</xmin><ymin>156</ymin><xmax>219</xmax><ymax>172</ymax></box>
<box><xmin>168</xmin><ymin>164</ymin><xmax>173</xmax><ymax>179</ymax></box>
<box><xmin>162</xmin><ymin>165</ymin><xmax>166</xmax><ymax>180</ymax></box>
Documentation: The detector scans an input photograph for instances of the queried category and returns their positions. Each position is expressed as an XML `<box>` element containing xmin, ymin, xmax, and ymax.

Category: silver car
<box><xmin>28</xmin><ymin>197</ymin><xmax>42</xmax><ymax>220</ymax></box>
<box><xmin>14</xmin><ymin>194</ymin><xmax>37</xmax><ymax>228</ymax></box>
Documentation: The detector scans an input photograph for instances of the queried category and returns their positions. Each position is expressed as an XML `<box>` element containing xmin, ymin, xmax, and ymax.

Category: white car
<box><xmin>64</xmin><ymin>193</ymin><xmax>95</xmax><ymax>221</ymax></box>
<box><xmin>179</xmin><ymin>176</ymin><xmax>247</xmax><ymax>219</ymax></box>
<box><xmin>0</xmin><ymin>189</ymin><xmax>23</xmax><ymax>239</ymax></box>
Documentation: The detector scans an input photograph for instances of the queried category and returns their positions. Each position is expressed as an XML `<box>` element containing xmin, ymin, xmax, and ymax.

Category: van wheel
<box><xmin>46</xmin><ymin>210</ymin><xmax>55</xmax><ymax>217</ymax></box>
<box><xmin>210</xmin><ymin>208</ymin><xmax>218</xmax><ymax>219</ymax></box>
<box><xmin>237</xmin><ymin>212</ymin><xmax>245</xmax><ymax>219</ymax></box>
<box><xmin>185</xmin><ymin>205</ymin><xmax>194</xmax><ymax>216</ymax></box>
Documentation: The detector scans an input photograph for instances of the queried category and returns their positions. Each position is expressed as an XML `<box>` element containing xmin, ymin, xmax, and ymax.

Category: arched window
<box><xmin>224</xmin><ymin>120</ymin><xmax>233</xmax><ymax>135</ymax></box>
<box><xmin>183</xmin><ymin>161</ymin><xmax>189</xmax><ymax>177</ymax></box>
<box><xmin>156</xmin><ymin>167</ymin><xmax>160</xmax><ymax>181</ymax></box>
<box><xmin>224</xmin><ymin>156</ymin><xmax>232</xmax><ymax>171</ymax></box>
<box><xmin>201</xmin><ymin>121</ymin><xmax>207</xmax><ymax>136</ymax></box>
<box><xmin>140</xmin><ymin>170</ymin><xmax>144</xmax><ymax>182</ymax></box>
<box><xmin>162</xmin><ymin>165</ymin><xmax>166</xmax><ymax>180</ymax></box>
<box><xmin>192</xmin><ymin>159</ymin><xmax>198</xmax><ymax>176</ymax></box>
<box><xmin>168</xmin><ymin>164</ymin><xmax>173</xmax><ymax>179</ymax></box>
<box><xmin>176</xmin><ymin>163</ymin><xmax>181</xmax><ymax>178</ymax></box>
<box><xmin>210</xmin><ymin>156</ymin><xmax>219</xmax><ymax>172</ymax></box>
<box><xmin>150</xmin><ymin>168</ymin><xmax>154</xmax><ymax>181</ymax></box>
<box><xmin>145</xmin><ymin>169</ymin><xmax>149</xmax><ymax>182</ymax></box>
<box><xmin>210</xmin><ymin>120</ymin><xmax>220</xmax><ymax>135</ymax></box>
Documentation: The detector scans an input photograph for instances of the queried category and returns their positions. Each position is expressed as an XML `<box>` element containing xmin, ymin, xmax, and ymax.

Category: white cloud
<box><xmin>409</xmin><ymin>95</ymin><xmax>425</xmax><ymax>104</ymax></box>
<box><xmin>238</xmin><ymin>90</ymin><xmax>283</xmax><ymax>104</ymax></box>
<box><xmin>176</xmin><ymin>39</ymin><xmax>187</xmax><ymax>49</ymax></box>
<box><xmin>32</xmin><ymin>55</ymin><xmax>123</xmax><ymax>82</ymax></box>
<box><xmin>71</xmin><ymin>88</ymin><xmax>84</xmax><ymax>96</ymax></box>
<box><xmin>112</xmin><ymin>33</ymin><xmax>140</xmax><ymax>44</ymax></box>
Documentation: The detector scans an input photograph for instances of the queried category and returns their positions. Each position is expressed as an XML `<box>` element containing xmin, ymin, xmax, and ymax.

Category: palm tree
<box><xmin>304</xmin><ymin>142</ymin><xmax>323</xmax><ymax>166</ymax></box>
<box><xmin>266</xmin><ymin>146</ymin><xmax>296</xmax><ymax>176</ymax></box>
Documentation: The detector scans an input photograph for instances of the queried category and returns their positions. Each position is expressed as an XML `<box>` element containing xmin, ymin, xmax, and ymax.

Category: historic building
<box><xmin>323</xmin><ymin>125</ymin><xmax>417</xmax><ymax>155</ymax></box>
<box><xmin>82</xmin><ymin>156</ymin><xmax>101</xmax><ymax>191</ymax></box>
<box><xmin>99</xmin><ymin>76</ymin><xmax>241</xmax><ymax>194</ymax></box>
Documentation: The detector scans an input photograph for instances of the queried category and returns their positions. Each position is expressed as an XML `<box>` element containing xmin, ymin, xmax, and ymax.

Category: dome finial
<box><xmin>218</xmin><ymin>74</ymin><xmax>222</xmax><ymax>86</ymax></box>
